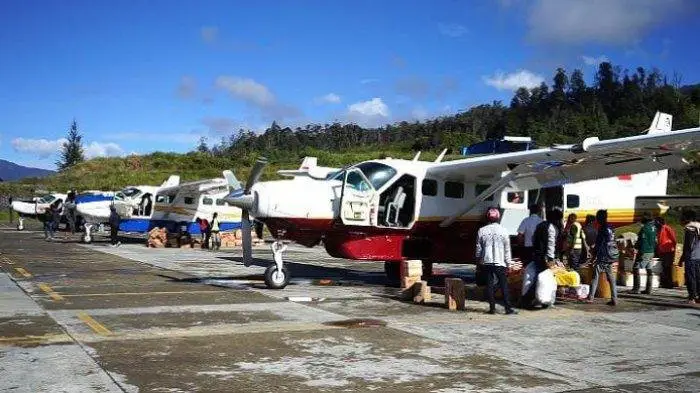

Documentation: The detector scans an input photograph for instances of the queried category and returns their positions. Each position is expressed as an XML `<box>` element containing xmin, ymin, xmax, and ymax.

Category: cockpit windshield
<box><xmin>37</xmin><ymin>195</ymin><xmax>56</xmax><ymax>204</ymax></box>
<box><xmin>114</xmin><ymin>187</ymin><xmax>141</xmax><ymax>201</ymax></box>
<box><xmin>329</xmin><ymin>162</ymin><xmax>397</xmax><ymax>190</ymax></box>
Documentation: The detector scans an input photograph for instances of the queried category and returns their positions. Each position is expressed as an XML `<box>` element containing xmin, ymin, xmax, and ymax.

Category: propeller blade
<box><xmin>244</xmin><ymin>157</ymin><xmax>268</xmax><ymax>194</ymax></box>
<box><xmin>241</xmin><ymin>209</ymin><xmax>253</xmax><ymax>266</ymax></box>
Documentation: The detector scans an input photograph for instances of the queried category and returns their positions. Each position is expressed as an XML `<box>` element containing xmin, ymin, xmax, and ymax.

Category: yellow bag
<box><xmin>554</xmin><ymin>270</ymin><xmax>581</xmax><ymax>287</ymax></box>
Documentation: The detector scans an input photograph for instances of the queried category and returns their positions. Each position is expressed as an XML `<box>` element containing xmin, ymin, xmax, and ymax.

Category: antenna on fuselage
<box><xmin>412</xmin><ymin>151</ymin><xmax>421</xmax><ymax>161</ymax></box>
<box><xmin>434</xmin><ymin>148</ymin><xmax>448</xmax><ymax>163</ymax></box>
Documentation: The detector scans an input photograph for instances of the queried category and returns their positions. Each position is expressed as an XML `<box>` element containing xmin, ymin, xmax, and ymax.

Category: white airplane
<box><xmin>222</xmin><ymin>111</ymin><xmax>700</xmax><ymax>289</ymax></box>
<box><xmin>11</xmin><ymin>192</ymin><xmax>68</xmax><ymax>230</ymax></box>
<box><xmin>147</xmin><ymin>175</ymin><xmax>243</xmax><ymax>235</ymax></box>
<box><xmin>77</xmin><ymin>176</ymin><xmax>179</xmax><ymax>242</ymax></box>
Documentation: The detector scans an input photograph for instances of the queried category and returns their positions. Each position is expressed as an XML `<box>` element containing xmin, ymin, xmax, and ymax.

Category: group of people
<box><xmin>195</xmin><ymin>213</ymin><xmax>221</xmax><ymax>250</ymax></box>
<box><xmin>476</xmin><ymin>203</ymin><xmax>700</xmax><ymax>314</ymax></box>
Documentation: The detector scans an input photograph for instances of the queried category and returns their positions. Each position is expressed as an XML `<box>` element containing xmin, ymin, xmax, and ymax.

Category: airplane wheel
<box><xmin>82</xmin><ymin>234</ymin><xmax>92</xmax><ymax>244</ymax></box>
<box><xmin>264</xmin><ymin>265</ymin><xmax>290</xmax><ymax>289</ymax></box>
<box><xmin>384</xmin><ymin>261</ymin><xmax>400</xmax><ymax>287</ymax></box>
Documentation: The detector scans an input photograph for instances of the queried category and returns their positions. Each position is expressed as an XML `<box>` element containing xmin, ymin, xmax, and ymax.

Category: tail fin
<box><xmin>161</xmin><ymin>175</ymin><xmax>180</xmax><ymax>188</ymax></box>
<box><xmin>648</xmin><ymin>111</ymin><xmax>673</xmax><ymax>134</ymax></box>
<box><xmin>299</xmin><ymin>156</ymin><xmax>318</xmax><ymax>170</ymax></box>
<box><xmin>223</xmin><ymin>170</ymin><xmax>242</xmax><ymax>191</ymax></box>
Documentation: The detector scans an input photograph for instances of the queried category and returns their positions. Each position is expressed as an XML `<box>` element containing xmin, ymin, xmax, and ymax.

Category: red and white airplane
<box><xmin>224</xmin><ymin>112</ymin><xmax>700</xmax><ymax>289</ymax></box>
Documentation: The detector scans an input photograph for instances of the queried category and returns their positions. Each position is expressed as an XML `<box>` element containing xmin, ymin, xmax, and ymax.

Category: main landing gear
<box><xmin>82</xmin><ymin>223</ymin><xmax>93</xmax><ymax>243</ymax></box>
<box><xmin>264</xmin><ymin>241</ymin><xmax>290</xmax><ymax>289</ymax></box>
<box><xmin>17</xmin><ymin>217</ymin><xmax>24</xmax><ymax>231</ymax></box>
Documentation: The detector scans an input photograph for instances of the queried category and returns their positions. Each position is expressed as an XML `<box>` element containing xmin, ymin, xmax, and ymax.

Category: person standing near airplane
<box><xmin>655</xmin><ymin>216</ymin><xmax>677</xmax><ymax>288</ymax></box>
<box><xmin>588</xmin><ymin>210</ymin><xmax>618</xmax><ymax>306</ymax></box>
<box><xmin>65</xmin><ymin>190</ymin><xmax>77</xmax><ymax>235</ymax></box>
<box><xmin>564</xmin><ymin>213</ymin><xmax>585</xmax><ymax>271</ymax></box>
<box><xmin>680</xmin><ymin>209</ymin><xmax>700</xmax><ymax>304</ymax></box>
<box><xmin>517</xmin><ymin>204</ymin><xmax>543</xmax><ymax>264</ymax></box>
<box><xmin>43</xmin><ymin>204</ymin><xmax>55</xmax><ymax>240</ymax></box>
<box><xmin>476</xmin><ymin>208</ymin><xmax>517</xmax><ymax>315</ymax></box>
<box><xmin>521</xmin><ymin>207</ymin><xmax>563</xmax><ymax>309</ymax></box>
<box><xmin>582</xmin><ymin>215</ymin><xmax>598</xmax><ymax>263</ymax></box>
<box><xmin>210</xmin><ymin>212</ymin><xmax>221</xmax><ymax>251</ymax></box>
<box><xmin>109</xmin><ymin>205</ymin><xmax>121</xmax><ymax>247</ymax></box>
<box><xmin>632</xmin><ymin>213</ymin><xmax>657</xmax><ymax>294</ymax></box>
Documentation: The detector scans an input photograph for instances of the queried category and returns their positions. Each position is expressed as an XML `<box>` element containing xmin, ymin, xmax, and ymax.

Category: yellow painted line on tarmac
<box><xmin>38</xmin><ymin>283</ymin><xmax>64</xmax><ymax>301</ymax></box>
<box><xmin>14</xmin><ymin>267</ymin><xmax>32</xmax><ymax>278</ymax></box>
<box><xmin>77</xmin><ymin>312</ymin><xmax>112</xmax><ymax>336</ymax></box>
<box><xmin>60</xmin><ymin>290</ymin><xmax>228</xmax><ymax>297</ymax></box>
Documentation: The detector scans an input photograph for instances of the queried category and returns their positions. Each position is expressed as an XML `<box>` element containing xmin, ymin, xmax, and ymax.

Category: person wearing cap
<box><xmin>476</xmin><ymin>207</ymin><xmax>517</xmax><ymax>315</ymax></box>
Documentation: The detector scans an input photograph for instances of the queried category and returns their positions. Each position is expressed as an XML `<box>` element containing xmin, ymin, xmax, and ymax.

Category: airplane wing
<box><xmin>431</xmin><ymin>116</ymin><xmax>700</xmax><ymax>226</ymax></box>
<box><xmin>157</xmin><ymin>179</ymin><xmax>227</xmax><ymax>195</ymax></box>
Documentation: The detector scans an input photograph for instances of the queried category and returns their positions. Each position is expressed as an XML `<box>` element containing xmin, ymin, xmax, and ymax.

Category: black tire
<box><xmin>384</xmin><ymin>261</ymin><xmax>401</xmax><ymax>287</ymax></box>
<box><xmin>264</xmin><ymin>265</ymin><xmax>290</xmax><ymax>289</ymax></box>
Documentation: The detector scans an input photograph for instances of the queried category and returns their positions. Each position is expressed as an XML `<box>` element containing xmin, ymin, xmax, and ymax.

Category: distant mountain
<box><xmin>0</xmin><ymin>159</ymin><xmax>55</xmax><ymax>181</ymax></box>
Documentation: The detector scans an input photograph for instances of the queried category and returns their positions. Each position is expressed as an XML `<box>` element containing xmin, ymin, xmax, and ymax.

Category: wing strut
<box><xmin>439</xmin><ymin>170</ymin><xmax>519</xmax><ymax>228</ymax></box>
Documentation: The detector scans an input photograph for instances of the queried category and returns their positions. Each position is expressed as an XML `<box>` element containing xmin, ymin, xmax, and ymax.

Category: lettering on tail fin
<box><xmin>161</xmin><ymin>175</ymin><xmax>180</xmax><ymax>188</ymax></box>
<box><xmin>648</xmin><ymin>112</ymin><xmax>673</xmax><ymax>134</ymax></box>
<box><xmin>299</xmin><ymin>156</ymin><xmax>318</xmax><ymax>170</ymax></box>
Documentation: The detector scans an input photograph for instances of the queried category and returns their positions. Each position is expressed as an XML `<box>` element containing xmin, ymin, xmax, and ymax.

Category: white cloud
<box><xmin>201</xmin><ymin>26</ymin><xmax>219</xmax><ymax>43</ymax></box>
<box><xmin>214</xmin><ymin>75</ymin><xmax>301</xmax><ymax>121</ymax></box>
<box><xmin>84</xmin><ymin>142</ymin><xmax>125</xmax><ymax>159</ymax></box>
<box><xmin>438</xmin><ymin>23</ymin><xmax>468</xmax><ymax>38</ymax></box>
<box><xmin>347</xmin><ymin>98</ymin><xmax>390</xmax><ymax>128</ymax></box>
<box><xmin>581</xmin><ymin>55</ymin><xmax>609</xmax><ymax>66</ymax></box>
<box><xmin>215</xmin><ymin>76</ymin><xmax>275</xmax><ymax>107</ymax></box>
<box><xmin>11</xmin><ymin>138</ymin><xmax>67</xmax><ymax>158</ymax></box>
<box><xmin>315</xmin><ymin>93</ymin><xmax>341</xmax><ymax>105</ymax></box>
<box><xmin>483</xmin><ymin>70</ymin><xmax>544</xmax><ymax>91</ymax></box>
<box><xmin>527</xmin><ymin>0</ymin><xmax>689</xmax><ymax>45</ymax></box>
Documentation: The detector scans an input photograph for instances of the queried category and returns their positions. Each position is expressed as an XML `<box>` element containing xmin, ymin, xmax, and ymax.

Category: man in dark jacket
<box><xmin>588</xmin><ymin>209</ymin><xmax>618</xmax><ymax>306</ymax></box>
<box><xmin>680</xmin><ymin>209</ymin><xmax>700</xmax><ymax>304</ymax></box>
<box><xmin>633</xmin><ymin>213</ymin><xmax>657</xmax><ymax>294</ymax></box>
<box><xmin>109</xmin><ymin>205</ymin><xmax>121</xmax><ymax>247</ymax></box>
<box><xmin>521</xmin><ymin>207</ymin><xmax>563</xmax><ymax>309</ymax></box>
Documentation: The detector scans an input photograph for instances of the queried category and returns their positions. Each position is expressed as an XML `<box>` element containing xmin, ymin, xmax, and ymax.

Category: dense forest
<box><xmin>201</xmin><ymin>62</ymin><xmax>699</xmax><ymax>194</ymax></box>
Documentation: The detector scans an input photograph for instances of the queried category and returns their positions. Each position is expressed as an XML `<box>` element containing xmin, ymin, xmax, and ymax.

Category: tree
<box><xmin>196</xmin><ymin>136</ymin><xmax>209</xmax><ymax>153</ymax></box>
<box><xmin>56</xmin><ymin>119</ymin><xmax>85</xmax><ymax>171</ymax></box>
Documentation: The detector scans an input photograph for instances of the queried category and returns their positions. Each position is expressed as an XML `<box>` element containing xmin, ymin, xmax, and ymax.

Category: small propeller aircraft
<box><xmin>11</xmin><ymin>192</ymin><xmax>68</xmax><ymax>230</ymax></box>
<box><xmin>222</xmin><ymin>111</ymin><xmax>699</xmax><ymax>289</ymax></box>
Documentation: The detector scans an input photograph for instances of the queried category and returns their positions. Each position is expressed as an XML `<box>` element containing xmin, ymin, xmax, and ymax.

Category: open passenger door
<box><xmin>340</xmin><ymin>168</ymin><xmax>378</xmax><ymax>226</ymax></box>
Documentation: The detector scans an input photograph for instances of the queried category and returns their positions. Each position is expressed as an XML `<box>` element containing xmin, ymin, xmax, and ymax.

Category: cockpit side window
<box><xmin>346</xmin><ymin>170</ymin><xmax>372</xmax><ymax>192</ymax></box>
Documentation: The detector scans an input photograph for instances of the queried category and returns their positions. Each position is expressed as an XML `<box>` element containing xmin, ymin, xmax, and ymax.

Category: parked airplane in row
<box><xmin>222</xmin><ymin>112</ymin><xmax>700</xmax><ymax>289</ymax></box>
<box><xmin>11</xmin><ymin>193</ymin><xmax>68</xmax><ymax>230</ymax></box>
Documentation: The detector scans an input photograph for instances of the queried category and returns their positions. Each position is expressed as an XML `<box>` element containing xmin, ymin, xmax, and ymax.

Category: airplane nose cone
<box><xmin>224</xmin><ymin>192</ymin><xmax>256</xmax><ymax>212</ymax></box>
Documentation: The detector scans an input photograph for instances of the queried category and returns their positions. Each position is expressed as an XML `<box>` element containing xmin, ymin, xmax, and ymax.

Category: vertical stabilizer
<box><xmin>648</xmin><ymin>111</ymin><xmax>673</xmax><ymax>134</ymax></box>
<box><xmin>299</xmin><ymin>156</ymin><xmax>318</xmax><ymax>170</ymax></box>
<box><xmin>161</xmin><ymin>175</ymin><xmax>180</xmax><ymax>188</ymax></box>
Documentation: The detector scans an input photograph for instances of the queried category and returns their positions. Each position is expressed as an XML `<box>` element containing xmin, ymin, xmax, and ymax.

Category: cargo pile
<box><xmin>146</xmin><ymin>227</ymin><xmax>264</xmax><ymax>249</ymax></box>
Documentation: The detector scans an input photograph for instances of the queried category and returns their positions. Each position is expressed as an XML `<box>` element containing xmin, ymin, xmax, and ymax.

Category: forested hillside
<box><xmin>3</xmin><ymin>62</ymin><xmax>699</xmax><ymax>196</ymax></box>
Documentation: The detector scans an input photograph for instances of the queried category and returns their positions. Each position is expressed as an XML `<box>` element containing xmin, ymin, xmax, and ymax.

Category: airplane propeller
<box><xmin>223</xmin><ymin>157</ymin><xmax>268</xmax><ymax>266</ymax></box>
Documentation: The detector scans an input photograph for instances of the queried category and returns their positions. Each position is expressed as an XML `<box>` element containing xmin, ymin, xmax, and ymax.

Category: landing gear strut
<box><xmin>17</xmin><ymin>217</ymin><xmax>24</xmax><ymax>231</ymax></box>
<box><xmin>82</xmin><ymin>223</ymin><xmax>93</xmax><ymax>243</ymax></box>
<box><xmin>264</xmin><ymin>241</ymin><xmax>290</xmax><ymax>289</ymax></box>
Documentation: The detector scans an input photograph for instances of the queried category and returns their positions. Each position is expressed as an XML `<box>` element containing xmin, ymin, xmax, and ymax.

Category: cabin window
<box><xmin>184</xmin><ymin>197</ymin><xmax>194</xmax><ymax>205</ymax></box>
<box><xmin>421</xmin><ymin>179</ymin><xmax>437</xmax><ymax>196</ymax></box>
<box><xmin>507</xmin><ymin>191</ymin><xmax>524</xmax><ymax>204</ymax></box>
<box><xmin>355</xmin><ymin>162</ymin><xmax>397</xmax><ymax>190</ymax></box>
<box><xmin>156</xmin><ymin>195</ymin><xmax>173</xmax><ymax>204</ymax></box>
<box><xmin>216</xmin><ymin>199</ymin><xmax>227</xmax><ymax>206</ymax></box>
<box><xmin>566</xmin><ymin>194</ymin><xmax>580</xmax><ymax>209</ymax></box>
<box><xmin>202</xmin><ymin>197</ymin><xmax>213</xmax><ymax>206</ymax></box>
<box><xmin>444</xmin><ymin>181</ymin><xmax>464</xmax><ymax>199</ymax></box>
<box><xmin>475</xmin><ymin>184</ymin><xmax>494</xmax><ymax>201</ymax></box>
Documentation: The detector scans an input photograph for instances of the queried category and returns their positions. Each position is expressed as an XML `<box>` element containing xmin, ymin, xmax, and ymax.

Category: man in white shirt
<box><xmin>476</xmin><ymin>208</ymin><xmax>517</xmax><ymax>315</ymax></box>
<box><xmin>517</xmin><ymin>204</ymin><xmax>543</xmax><ymax>263</ymax></box>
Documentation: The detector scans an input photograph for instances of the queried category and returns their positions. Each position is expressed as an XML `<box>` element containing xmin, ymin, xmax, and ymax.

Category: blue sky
<box><xmin>1</xmin><ymin>0</ymin><xmax>699</xmax><ymax>170</ymax></box>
